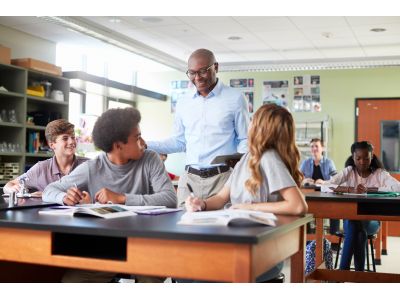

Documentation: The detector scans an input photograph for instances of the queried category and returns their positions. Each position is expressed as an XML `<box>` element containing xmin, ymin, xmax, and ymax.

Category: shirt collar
<box><xmin>191</xmin><ymin>78</ymin><xmax>222</xmax><ymax>99</ymax></box>
<box><xmin>50</xmin><ymin>155</ymin><xmax>76</xmax><ymax>175</ymax></box>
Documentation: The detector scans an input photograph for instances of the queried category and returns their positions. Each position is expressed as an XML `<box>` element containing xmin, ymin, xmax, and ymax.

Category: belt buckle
<box><xmin>200</xmin><ymin>169</ymin><xmax>209</xmax><ymax>178</ymax></box>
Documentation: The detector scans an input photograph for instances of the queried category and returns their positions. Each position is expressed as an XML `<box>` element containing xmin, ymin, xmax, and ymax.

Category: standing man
<box><xmin>147</xmin><ymin>49</ymin><xmax>250</xmax><ymax>205</ymax></box>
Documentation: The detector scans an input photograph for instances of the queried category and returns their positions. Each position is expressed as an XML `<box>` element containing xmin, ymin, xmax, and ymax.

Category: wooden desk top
<box><xmin>0</xmin><ymin>207</ymin><xmax>312</xmax><ymax>245</ymax></box>
<box><xmin>306</xmin><ymin>191</ymin><xmax>400</xmax><ymax>204</ymax></box>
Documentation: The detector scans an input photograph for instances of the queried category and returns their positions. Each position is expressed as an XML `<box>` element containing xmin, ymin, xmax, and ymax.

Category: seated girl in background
<box><xmin>185</xmin><ymin>103</ymin><xmax>308</xmax><ymax>282</ymax></box>
<box><xmin>324</xmin><ymin>141</ymin><xmax>400</xmax><ymax>271</ymax></box>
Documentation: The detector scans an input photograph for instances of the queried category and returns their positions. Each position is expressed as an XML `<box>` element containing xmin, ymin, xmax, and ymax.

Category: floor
<box><xmin>282</xmin><ymin>236</ymin><xmax>400</xmax><ymax>282</ymax></box>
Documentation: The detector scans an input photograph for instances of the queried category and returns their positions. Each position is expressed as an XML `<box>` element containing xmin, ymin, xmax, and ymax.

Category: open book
<box><xmin>178</xmin><ymin>209</ymin><xmax>277</xmax><ymax>227</ymax></box>
<box><xmin>39</xmin><ymin>204</ymin><xmax>136</xmax><ymax>219</ymax></box>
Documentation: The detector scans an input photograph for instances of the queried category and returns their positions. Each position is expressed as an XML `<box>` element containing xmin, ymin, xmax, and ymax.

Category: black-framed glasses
<box><xmin>186</xmin><ymin>63</ymin><xmax>216</xmax><ymax>79</ymax></box>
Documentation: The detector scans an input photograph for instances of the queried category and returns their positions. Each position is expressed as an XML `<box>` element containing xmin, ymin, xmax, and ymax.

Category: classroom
<box><xmin>1</xmin><ymin>4</ymin><xmax>400</xmax><ymax>292</ymax></box>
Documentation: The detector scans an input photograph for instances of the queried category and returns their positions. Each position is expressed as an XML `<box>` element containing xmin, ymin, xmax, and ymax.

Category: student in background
<box><xmin>3</xmin><ymin>119</ymin><xmax>88</xmax><ymax>196</ymax></box>
<box><xmin>185</xmin><ymin>104</ymin><xmax>308</xmax><ymax>282</ymax></box>
<box><xmin>159</xmin><ymin>153</ymin><xmax>180</xmax><ymax>181</ymax></box>
<box><xmin>147</xmin><ymin>48</ymin><xmax>250</xmax><ymax>206</ymax></box>
<box><xmin>300</xmin><ymin>138</ymin><xmax>338</xmax><ymax>233</ymax></box>
<box><xmin>325</xmin><ymin>141</ymin><xmax>400</xmax><ymax>271</ymax></box>
<box><xmin>43</xmin><ymin>107</ymin><xmax>176</xmax><ymax>283</ymax></box>
<box><xmin>300</xmin><ymin>138</ymin><xmax>337</xmax><ymax>185</ymax></box>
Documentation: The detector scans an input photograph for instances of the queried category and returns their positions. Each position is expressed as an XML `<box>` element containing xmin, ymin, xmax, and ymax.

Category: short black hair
<box><xmin>92</xmin><ymin>107</ymin><xmax>141</xmax><ymax>153</ymax></box>
<box><xmin>344</xmin><ymin>141</ymin><xmax>384</xmax><ymax>172</ymax></box>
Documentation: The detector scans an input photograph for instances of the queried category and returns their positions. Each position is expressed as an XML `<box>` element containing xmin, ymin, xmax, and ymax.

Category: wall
<box><xmin>0</xmin><ymin>24</ymin><xmax>56</xmax><ymax>63</ymax></box>
<box><xmin>136</xmin><ymin>67</ymin><xmax>400</xmax><ymax>175</ymax></box>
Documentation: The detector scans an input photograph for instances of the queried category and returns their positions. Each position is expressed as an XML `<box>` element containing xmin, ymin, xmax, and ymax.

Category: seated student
<box><xmin>300</xmin><ymin>138</ymin><xmax>336</xmax><ymax>185</ymax></box>
<box><xmin>3</xmin><ymin>119</ymin><xmax>88</xmax><ymax>196</ymax></box>
<box><xmin>300</xmin><ymin>138</ymin><xmax>338</xmax><ymax>234</ymax></box>
<box><xmin>159</xmin><ymin>153</ymin><xmax>180</xmax><ymax>181</ymax></box>
<box><xmin>185</xmin><ymin>104</ymin><xmax>308</xmax><ymax>282</ymax></box>
<box><xmin>324</xmin><ymin>141</ymin><xmax>400</xmax><ymax>271</ymax></box>
<box><xmin>43</xmin><ymin>107</ymin><xmax>177</xmax><ymax>283</ymax></box>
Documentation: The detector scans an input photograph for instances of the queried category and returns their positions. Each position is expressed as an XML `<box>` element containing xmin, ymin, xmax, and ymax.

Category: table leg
<box><xmin>382</xmin><ymin>221</ymin><xmax>388</xmax><ymax>255</ymax></box>
<box><xmin>375</xmin><ymin>226</ymin><xmax>382</xmax><ymax>265</ymax></box>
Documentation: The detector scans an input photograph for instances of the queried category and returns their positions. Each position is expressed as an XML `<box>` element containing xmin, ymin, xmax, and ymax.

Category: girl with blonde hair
<box><xmin>185</xmin><ymin>103</ymin><xmax>308</xmax><ymax>282</ymax></box>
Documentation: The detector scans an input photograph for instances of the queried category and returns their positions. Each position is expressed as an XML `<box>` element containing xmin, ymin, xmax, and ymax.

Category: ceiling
<box><xmin>1</xmin><ymin>16</ymin><xmax>400</xmax><ymax>71</ymax></box>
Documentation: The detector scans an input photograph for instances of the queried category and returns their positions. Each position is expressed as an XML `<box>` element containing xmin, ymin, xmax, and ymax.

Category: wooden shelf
<box><xmin>25</xmin><ymin>152</ymin><xmax>53</xmax><ymax>158</ymax></box>
<box><xmin>0</xmin><ymin>90</ymin><xmax>25</xmax><ymax>98</ymax></box>
<box><xmin>0</xmin><ymin>152</ymin><xmax>24</xmax><ymax>156</ymax></box>
<box><xmin>27</xmin><ymin>95</ymin><xmax>68</xmax><ymax>106</ymax></box>
<box><xmin>26</xmin><ymin>124</ymin><xmax>46</xmax><ymax>131</ymax></box>
<box><xmin>0</xmin><ymin>122</ymin><xmax>24</xmax><ymax>128</ymax></box>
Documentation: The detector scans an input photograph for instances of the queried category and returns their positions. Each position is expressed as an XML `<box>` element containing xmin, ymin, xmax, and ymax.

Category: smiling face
<box><xmin>187</xmin><ymin>54</ymin><xmax>218</xmax><ymax>97</ymax></box>
<box><xmin>49</xmin><ymin>131</ymin><xmax>76</xmax><ymax>158</ymax></box>
<box><xmin>310</xmin><ymin>140</ymin><xmax>323</xmax><ymax>159</ymax></box>
<box><xmin>118</xmin><ymin>126</ymin><xmax>146</xmax><ymax>161</ymax></box>
<box><xmin>353</xmin><ymin>148</ymin><xmax>372</xmax><ymax>174</ymax></box>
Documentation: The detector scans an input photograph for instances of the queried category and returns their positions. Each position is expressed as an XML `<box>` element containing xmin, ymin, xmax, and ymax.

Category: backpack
<box><xmin>305</xmin><ymin>238</ymin><xmax>333</xmax><ymax>275</ymax></box>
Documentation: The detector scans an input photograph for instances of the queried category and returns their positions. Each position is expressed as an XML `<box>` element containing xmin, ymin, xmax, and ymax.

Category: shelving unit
<box><xmin>0</xmin><ymin>62</ymin><xmax>69</xmax><ymax>185</ymax></box>
<box><xmin>295</xmin><ymin>118</ymin><xmax>331</xmax><ymax>161</ymax></box>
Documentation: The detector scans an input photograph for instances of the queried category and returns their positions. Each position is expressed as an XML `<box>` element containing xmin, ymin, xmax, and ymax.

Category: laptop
<box><xmin>0</xmin><ymin>193</ymin><xmax>57</xmax><ymax>211</ymax></box>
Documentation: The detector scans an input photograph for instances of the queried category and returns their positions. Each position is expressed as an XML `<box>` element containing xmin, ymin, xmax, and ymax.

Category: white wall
<box><xmin>0</xmin><ymin>24</ymin><xmax>56</xmax><ymax>63</ymax></box>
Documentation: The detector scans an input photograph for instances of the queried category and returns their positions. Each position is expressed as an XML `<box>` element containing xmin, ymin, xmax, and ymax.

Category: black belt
<box><xmin>185</xmin><ymin>165</ymin><xmax>230</xmax><ymax>178</ymax></box>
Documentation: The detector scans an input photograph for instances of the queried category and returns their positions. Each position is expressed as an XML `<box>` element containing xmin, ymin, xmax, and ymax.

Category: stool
<box><xmin>260</xmin><ymin>273</ymin><xmax>285</xmax><ymax>283</ymax></box>
<box><xmin>333</xmin><ymin>231</ymin><xmax>377</xmax><ymax>272</ymax></box>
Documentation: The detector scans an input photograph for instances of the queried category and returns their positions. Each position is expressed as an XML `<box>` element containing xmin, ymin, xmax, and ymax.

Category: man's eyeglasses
<box><xmin>186</xmin><ymin>63</ymin><xmax>216</xmax><ymax>79</ymax></box>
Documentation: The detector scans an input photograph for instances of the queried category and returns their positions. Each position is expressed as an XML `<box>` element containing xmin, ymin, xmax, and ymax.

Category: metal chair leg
<box><xmin>366</xmin><ymin>240</ymin><xmax>370</xmax><ymax>271</ymax></box>
<box><xmin>370</xmin><ymin>237</ymin><xmax>377</xmax><ymax>272</ymax></box>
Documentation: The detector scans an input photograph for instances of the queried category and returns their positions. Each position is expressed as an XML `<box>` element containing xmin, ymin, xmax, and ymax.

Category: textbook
<box><xmin>178</xmin><ymin>209</ymin><xmax>277</xmax><ymax>227</ymax></box>
<box><xmin>39</xmin><ymin>204</ymin><xmax>137</xmax><ymax>219</ymax></box>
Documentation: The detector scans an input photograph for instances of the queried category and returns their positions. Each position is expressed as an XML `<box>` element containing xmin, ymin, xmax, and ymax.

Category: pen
<box><xmin>187</xmin><ymin>183</ymin><xmax>195</xmax><ymax>198</ymax></box>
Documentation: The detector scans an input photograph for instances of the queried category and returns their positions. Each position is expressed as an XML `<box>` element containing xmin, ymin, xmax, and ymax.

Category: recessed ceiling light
<box><xmin>140</xmin><ymin>17</ymin><xmax>163</xmax><ymax>23</ymax></box>
<box><xmin>321</xmin><ymin>32</ymin><xmax>333</xmax><ymax>38</ymax></box>
<box><xmin>228</xmin><ymin>36</ymin><xmax>242</xmax><ymax>40</ymax></box>
<box><xmin>109</xmin><ymin>18</ymin><xmax>121</xmax><ymax>23</ymax></box>
<box><xmin>370</xmin><ymin>28</ymin><xmax>386</xmax><ymax>32</ymax></box>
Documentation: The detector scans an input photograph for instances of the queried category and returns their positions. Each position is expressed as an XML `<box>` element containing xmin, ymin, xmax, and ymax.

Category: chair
<box><xmin>333</xmin><ymin>231</ymin><xmax>377</xmax><ymax>272</ymax></box>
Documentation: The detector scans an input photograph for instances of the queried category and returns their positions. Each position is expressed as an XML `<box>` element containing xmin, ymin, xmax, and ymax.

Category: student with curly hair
<box><xmin>185</xmin><ymin>103</ymin><xmax>308</xmax><ymax>282</ymax></box>
<box><xmin>43</xmin><ymin>107</ymin><xmax>176</xmax><ymax>207</ymax></box>
<box><xmin>325</xmin><ymin>141</ymin><xmax>400</xmax><ymax>271</ymax></box>
<box><xmin>43</xmin><ymin>107</ymin><xmax>176</xmax><ymax>283</ymax></box>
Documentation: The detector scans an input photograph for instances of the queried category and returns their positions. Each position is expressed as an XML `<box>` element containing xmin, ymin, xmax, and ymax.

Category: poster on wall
<box><xmin>292</xmin><ymin>75</ymin><xmax>321</xmax><ymax>112</ymax></box>
<box><xmin>262</xmin><ymin>80</ymin><xmax>289</xmax><ymax>108</ymax></box>
<box><xmin>230</xmin><ymin>78</ymin><xmax>254</xmax><ymax>113</ymax></box>
<box><xmin>170</xmin><ymin>80</ymin><xmax>191</xmax><ymax>113</ymax></box>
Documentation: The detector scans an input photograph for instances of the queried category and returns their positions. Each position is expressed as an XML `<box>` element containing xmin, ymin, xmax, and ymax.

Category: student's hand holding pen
<box><xmin>63</xmin><ymin>184</ymin><xmax>85</xmax><ymax>206</ymax></box>
<box><xmin>185</xmin><ymin>183</ymin><xmax>206</xmax><ymax>212</ymax></box>
<box><xmin>355</xmin><ymin>184</ymin><xmax>367</xmax><ymax>194</ymax></box>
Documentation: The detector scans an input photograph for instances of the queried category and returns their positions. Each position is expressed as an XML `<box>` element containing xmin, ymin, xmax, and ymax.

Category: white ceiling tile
<box><xmin>254</xmin><ymin>29</ymin><xmax>306</xmax><ymax>41</ymax></box>
<box><xmin>357</xmin><ymin>35</ymin><xmax>400</xmax><ymax>46</ymax></box>
<box><xmin>120</xmin><ymin>16</ymin><xmax>184</xmax><ymax>28</ymax></box>
<box><xmin>351</xmin><ymin>23</ymin><xmax>400</xmax><ymax>36</ymax></box>
<box><xmin>312</xmin><ymin>38</ymin><xmax>360</xmax><ymax>48</ymax></box>
<box><xmin>224</xmin><ymin>42</ymin><xmax>272</xmax><ymax>52</ymax></box>
<box><xmin>267</xmin><ymin>40</ymin><xmax>315</xmax><ymax>50</ymax></box>
<box><xmin>302</xmin><ymin>27</ymin><xmax>355</xmax><ymax>40</ymax></box>
<box><xmin>191</xmin><ymin>21</ymin><xmax>249</xmax><ymax>35</ymax></box>
<box><xmin>281</xmin><ymin>49</ymin><xmax>324</xmax><ymax>60</ymax></box>
<box><xmin>177</xmin><ymin>16</ymin><xmax>234</xmax><ymax>24</ymax></box>
<box><xmin>240</xmin><ymin>51</ymin><xmax>285</xmax><ymax>61</ymax></box>
<box><xmin>233</xmin><ymin>16</ymin><xmax>295</xmax><ymax>31</ymax></box>
<box><xmin>146</xmin><ymin>24</ymin><xmax>202</xmax><ymax>37</ymax></box>
<box><xmin>319</xmin><ymin>47</ymin><xmax>366</xmax><ymax>58</ymax></box>
<box><xmin>217</xmin><ymin>52</ymin><xmax>247</xmax><ymax>63</ymax></box>
<box><xmin>289</xmin><ymin>16</ymin><xmax>348</xmax><ymax>29</ymax></box>
<box><xmin>346</xmin><ymin>16</ymin><xmax>400</xmax><ymax>26</ymax></box>
<box><xmin>363</xmin><ymin>45</ymin><xmax>400</xmax><ymax>56</ymax></box>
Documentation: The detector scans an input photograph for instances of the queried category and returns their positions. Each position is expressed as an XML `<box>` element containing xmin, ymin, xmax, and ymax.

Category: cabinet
<box><xmin>0</xmin><ymin>62</ymin><xmax>69</xmax><ymax>185</ymax></box>
<box><xmin>295</xmin><ymin>118</ymin><xmax>331</xmax><ymax>161</ymax></box>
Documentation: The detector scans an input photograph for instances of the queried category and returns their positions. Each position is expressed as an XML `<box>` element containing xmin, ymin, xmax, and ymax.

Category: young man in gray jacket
<box><xmin>43</xmin><ymin>107</ymin><xmax>176</xmax><ymax>208</ymax></box>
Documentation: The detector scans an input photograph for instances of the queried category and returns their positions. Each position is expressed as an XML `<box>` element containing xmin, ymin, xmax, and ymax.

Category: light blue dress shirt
<box><xmin>147</xmin><ymin>79</ymin><xmax>250</xmax><ymax>168</ymax></box>
<box><xmin>300</xmin><ymin>156</ymin><xmax>337</xmax><ymax>180</ymax></box>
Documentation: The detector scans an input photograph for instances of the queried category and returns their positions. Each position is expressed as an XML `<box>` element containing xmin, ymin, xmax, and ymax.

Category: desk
<box><xmin>306</xmin><ymin>192</ymin><xmax>400</xmax><ymax>282</ymax></box>
<box><xmin>0</xmin><ymin>208</ymin><xmax>312</xmax><ymax>282</ymax></box>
